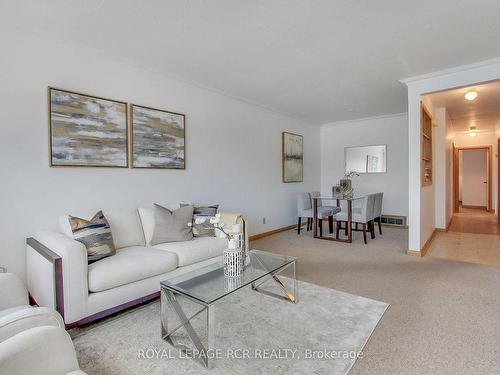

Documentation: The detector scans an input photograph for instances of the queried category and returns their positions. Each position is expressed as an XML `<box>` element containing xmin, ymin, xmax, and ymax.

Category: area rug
<box><xmin>71</xmin><ymin>279</ymin><xmax>388</xmax><ymax>375</ymax></box>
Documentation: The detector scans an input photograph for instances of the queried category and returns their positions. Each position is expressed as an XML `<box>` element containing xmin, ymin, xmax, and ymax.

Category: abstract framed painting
<box><xmin>48</xmin><ymin>87</ymin><xmax>128</xmax><ymax>167</ymax></box>
<box><xmin>282</xmin><ymin>131</ymin><xmax>303</xmax><ymax>183</ymax></box>
<box><xmin>131</xmin><ymin>104</ymin><xmax>186</xmax><ymax>169</ymax></box>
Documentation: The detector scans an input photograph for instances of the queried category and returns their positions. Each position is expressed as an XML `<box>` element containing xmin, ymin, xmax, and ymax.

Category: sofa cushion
<box><xmin>138</xmin><ymin>207</ymin><xmax>155</xmax><ymax>246</ymax></box>
<box><xmin>103</xmin><ymin>209</ymin><xmax>146</xmax><ymax>249</ymax></box>
<box><xmin>60</xmin><ymin>209</ymin><xmax>146</xmax><ymax>249</ymax></box>
<box><xmin>153</xmin><ymin>237</ymin><xmax>227</xmax><ymax>267</ymax></box>
<box><xmin>88</xmin><ymin>246</ymin><xmax>177</xmax><ymax>292</ymax></box>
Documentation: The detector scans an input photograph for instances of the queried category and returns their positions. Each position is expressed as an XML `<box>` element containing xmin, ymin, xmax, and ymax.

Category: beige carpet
<box><xmin>72</xmin><ymin>279</ymin><xmax>388</xmax><ymax>374</ymax></box>
<box><xmin>251</xmin><ymin>226</ymin><xmax>500</xmax><ymax>374</ymax></box>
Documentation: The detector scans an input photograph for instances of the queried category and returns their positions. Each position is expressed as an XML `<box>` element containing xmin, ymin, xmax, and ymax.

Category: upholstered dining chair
<box><xmin>372</xmin><ymin>192</ymin><xmax>384</xmax><ymax>236</ymax></box>
<box><xmin>335</xmin><ymin>193</ymin><xmax>376</xmax><ymax>244</ymax></box>
<box><xmin>309</xmin><ymin>192</ymin><xmax>341</xmax><ymax>234</ymax></box>
<box><xmin>297</xmin><ymin>193</ymin><xmax>338</xmax><ymax>236</ymax></box>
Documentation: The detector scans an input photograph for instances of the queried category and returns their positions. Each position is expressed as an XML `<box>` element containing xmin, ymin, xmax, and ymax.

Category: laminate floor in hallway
<box><xmin>428</xmin><ymin>207</ymin><xmax>500</xmax><ymax>267</ymax></box>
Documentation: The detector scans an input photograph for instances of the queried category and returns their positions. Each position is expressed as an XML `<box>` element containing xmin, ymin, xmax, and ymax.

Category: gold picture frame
<box><xmin>130</xmin><ymin>104</ymin><xmax>186</xmax><ymax>169</ymax></box>
<box><xmin>48</xmin><ymin>87</ymin><xmax>129</xmax><ymax>168</ymax></box>
<box><xmin>282</xmin><ymin>132</ymin><xmax>303</xmax><ymax>183</ymax></box>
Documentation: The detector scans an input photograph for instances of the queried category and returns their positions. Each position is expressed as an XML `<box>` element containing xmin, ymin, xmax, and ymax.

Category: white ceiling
<box><xmin>3</xmin><ymin>0</ymin><xmax>500</xmax><ymax>123</ymax></box>
<box><xmin>425</xmin><ymin>80</ymin><xmax>500</xmax><ymax>133</ymax></box>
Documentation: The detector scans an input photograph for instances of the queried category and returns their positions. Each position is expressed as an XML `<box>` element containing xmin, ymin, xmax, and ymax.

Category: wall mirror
<box><xmin>345</xmin><ymin>145</ymin><xmax>387</xmax><ymax>174</ymax></box>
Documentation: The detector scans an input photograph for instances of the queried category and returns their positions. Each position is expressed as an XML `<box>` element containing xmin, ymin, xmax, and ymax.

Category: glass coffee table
<box><xmin>160</xmin><ymin>249</ymin><xmax>298</xmax><ymax>368</ymax></box>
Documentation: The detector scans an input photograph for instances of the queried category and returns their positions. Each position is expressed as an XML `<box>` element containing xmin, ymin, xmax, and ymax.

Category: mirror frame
<box><xmin>344</xmin><ymin>144</ymin><xmax>387</xmax><ymax>174</ymax></box>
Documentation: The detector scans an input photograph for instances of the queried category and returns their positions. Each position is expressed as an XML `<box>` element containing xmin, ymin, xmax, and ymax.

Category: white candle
<box><xmin>232</xmin><ymin>223</ymin><xmax>242</xmax><ymax>234</ymax></box>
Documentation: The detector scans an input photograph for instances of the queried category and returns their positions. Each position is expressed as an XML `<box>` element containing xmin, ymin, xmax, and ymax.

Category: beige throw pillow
<box><xmin>151</xmin><ymin>204</ymin><xmax>194</xmax><ymax>245</ymax></box>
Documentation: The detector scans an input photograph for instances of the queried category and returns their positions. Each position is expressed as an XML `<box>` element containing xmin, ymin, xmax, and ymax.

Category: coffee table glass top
<box><xmin>160</xmin><ymin>249</ymin><xmax>296</xmax><ymax>305</ymax></box>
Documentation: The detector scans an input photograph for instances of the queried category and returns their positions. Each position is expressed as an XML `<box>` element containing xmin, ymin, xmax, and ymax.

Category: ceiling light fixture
<box><xmin>468</xmin><ymin>125</ymin><xmax>477</xmax><ymax>137</ymax></box>
<box><xmin>464</xmin><ymin>90</ymin><xmax>478</xmax><ymax>101</ymax></box>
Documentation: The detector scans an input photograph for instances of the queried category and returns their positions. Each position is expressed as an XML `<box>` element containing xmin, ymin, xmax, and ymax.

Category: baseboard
<box><xmin>249</xmin><ymin>224</ymin><xmax>298</xmax><ymax>241</ymax></box>
<box><xmin>406</xmin><ymin>250</ymin><xmax>422</xmax><ymax>256</ymax></box>
<box><xmin>381</xmin><ymin>223</ymin><xmax>409</xmax><ymax>229</ymax></box>
<box><xmin>461</xmin><ymin>205</ymin><xmax>487</xmax><ymax>210</ymax></box>
<box><xmin>406</xmin><ymin>228</ymin><xmax>437</xmax><ymax>257</ymax></box>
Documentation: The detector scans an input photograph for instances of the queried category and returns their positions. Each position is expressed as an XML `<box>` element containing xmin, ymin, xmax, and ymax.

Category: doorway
<box><xmin>453</xmin><ymin>145</ymin><xmax>492</xmax><ymax>212</ymax></box>
<box><xmin>451</xmin><ymin>144</ymin><xmax>499</xmax><ymax>235</ymax></box>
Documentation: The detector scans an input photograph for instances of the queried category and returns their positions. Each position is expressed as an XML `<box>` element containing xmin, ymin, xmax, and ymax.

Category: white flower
<box><xmin>187</xmin><ymin>222</ymin><xmax>192</xmax><ymax>227</ymax></box>
<box><xmin>194</xmin><ymin>216</ymin><xmax>207</xmax><ymax>224</ymax></box>
<box><xmin>210</xmin><ymin>216</ymin><xmax>221</xmax><ymax>224</ymax></box>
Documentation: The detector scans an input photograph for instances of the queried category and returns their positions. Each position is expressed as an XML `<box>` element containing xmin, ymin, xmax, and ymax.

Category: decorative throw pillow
<box><xmin>180</xmin><ymin>204</ymin><xmax>219</xmax><ymax>237</ymax></box>
<box><xmin>180</xmin><ymin>203</ymin><xmax>219</xmax><ymax>216</ymax></box>
<box><xmin>68</xmin><ymin>211</ymin><xmax>116</xmax><ymax>263</ymax></box>
<box><xmin>192</xmin><ymin>214</ymin><xmax>218</xmax><ymax>237</ymax></box>
<box><xmin>151</xmin><ymin>204</ymin><xmax>194</xmax><ymax>245</ymax></box>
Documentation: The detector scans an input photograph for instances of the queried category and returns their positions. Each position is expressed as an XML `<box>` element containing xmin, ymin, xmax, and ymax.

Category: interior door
<box><xmin>461</xmin><ymin>149</ymin><xmax>488</xmax><ymax>208</ymax></box>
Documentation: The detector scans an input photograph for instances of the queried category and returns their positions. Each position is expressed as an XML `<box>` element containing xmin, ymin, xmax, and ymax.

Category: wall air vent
<box><xmin>380</xmin><ymin>215</ymin><xmax>407</xmax><ymax>228</ymax></box>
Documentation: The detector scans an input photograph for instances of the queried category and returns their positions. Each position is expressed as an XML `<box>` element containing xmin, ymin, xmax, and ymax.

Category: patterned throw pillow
<box><xmin>180</xmin><ymin>204</ymin><xmax>219</xmax><ymax>216</ymax></box>
<box><xmin>181</xmin><ymin>204</ymin><xmax>219</xmax><ymax>237</ymax></box>
<box><xmin>68</xmin><ymin>211</ymin><xmax>116</xmax><ymax>263</ymax></box>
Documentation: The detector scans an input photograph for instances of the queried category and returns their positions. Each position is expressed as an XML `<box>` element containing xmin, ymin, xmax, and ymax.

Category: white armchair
<box><xmin>0</xmin><ymin>273</ymin><xmax>86</xmax><ymax>374</ymax></box>
<box><xmin>0</xmin><ymin>326</ymin><xmax>86</xmax><ymax>375</ymax></box>
<box><xmin>0</xmin><ymin>273</ymin><xmax>64</xmax><ymax>342</ymax></box>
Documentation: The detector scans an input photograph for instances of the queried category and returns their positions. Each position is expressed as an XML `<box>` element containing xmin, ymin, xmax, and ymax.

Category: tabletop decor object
<box><xmin>210</xmin><ymin>214</ymin><xmax>247</xmax><ymax>267</ymax></box>
<box><xmin>223</xmin><ymin>239</ymin><xmax>243</xmax><ymax>277</ymax></box>
<box><xmin>340</xmin><ymin>171</ymin><xmax>360</xmax><ymax>197</ymax></box>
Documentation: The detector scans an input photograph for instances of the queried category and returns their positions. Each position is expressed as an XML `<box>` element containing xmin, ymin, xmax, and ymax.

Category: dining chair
<box><xmin>309</xmin><ymin>192</ymin><xmax>341</xmax><ymax>234</ymax></box>
<box><xmin>335</xmin><ymin>193</ymin><xmax>376</xmax><ymax>244</ymax></box>
<box><xmin>373</xmin><ymin>192</ymin><xmax>384</xmax><ymax>236</ymax></box>
<box><xmin>297</xmin><ymin>193</ymin><xmax>338</xmax><ymax>236</ymax></box>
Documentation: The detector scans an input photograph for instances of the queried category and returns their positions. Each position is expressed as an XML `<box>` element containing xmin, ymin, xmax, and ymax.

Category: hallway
<box><xmin>448</xmin><ymin>207</ymin><xmax>500</xmax><ymax>235</ymax></box>
<box><xmin>427</xmin><ymin>208</ymin><xmax>500</xmax><ymax>267</ymax></box>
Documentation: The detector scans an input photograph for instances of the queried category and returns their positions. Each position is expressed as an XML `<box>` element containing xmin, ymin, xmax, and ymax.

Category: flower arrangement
<box><xmin>343</xmin><ymin>171</ymin><xmax>360</xmax><ymax>179</ymax></box>
<box><xmin>189</xmin><ymin>213</ymin><xmax>242</xmax><ymax>241</ymax></box>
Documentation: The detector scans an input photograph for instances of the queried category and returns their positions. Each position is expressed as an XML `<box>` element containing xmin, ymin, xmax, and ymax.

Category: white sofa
<box><xmin>27</xmin><ymin>206</ymin><xmax>245</xmax><ymax>326</ymax></box>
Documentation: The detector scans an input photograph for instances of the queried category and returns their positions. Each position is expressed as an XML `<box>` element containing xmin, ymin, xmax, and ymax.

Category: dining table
<box><xmin>312</xmin><ymin>195</ymin><xmax>366</xmax><ymax>243</ymax></box>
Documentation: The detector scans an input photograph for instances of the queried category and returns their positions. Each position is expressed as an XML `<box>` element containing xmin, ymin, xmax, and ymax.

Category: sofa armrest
<box><xmin>0</xmin><ymin>274</ymin><xmax>28</xmax><ymax>311</ymax></box>
<box><xmin>27</xmin><ymin>230</ymin><xmax>88</xmax><ymax>324</ymax></box>
<box><xmin>0</xmin><ymin>326</ymin><xmax>84</xmax><ymax>375</ymax></box>
<box><xmin>0</xmin><ymin>306</ymin><xmax>64</xmax><ymax>343</ymax></box>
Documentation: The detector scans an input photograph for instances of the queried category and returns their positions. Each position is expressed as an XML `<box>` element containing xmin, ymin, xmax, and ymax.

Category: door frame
<box><xmin>453</xmin><ymin>144</ymin><xmax>492</xmax><ymax>212</ymax></box>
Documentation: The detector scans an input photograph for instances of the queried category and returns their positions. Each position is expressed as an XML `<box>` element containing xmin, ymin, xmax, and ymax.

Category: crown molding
<box><xmin>320</xmin><ymin>112</ymin><xmax>407</xmax><ymax>128</ymax></box>
<box><xmin>400</xmin><ymin>57</ymin><xmax>500</xmax><ymax>86</ymax></box>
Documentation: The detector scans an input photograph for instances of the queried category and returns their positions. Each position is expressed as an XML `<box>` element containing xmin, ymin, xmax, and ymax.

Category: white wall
<box><xmin>461</xmin><ymin>149</ymin><xmax>488</xmax><ymax>207</ymax></box>
<box><xmin>433</xmin><ymin>108</ymin><xmax>447</xmax><ymax>229</ymax></box>
<box><xmin>429</xmin><ymin>107</ymin><xmax>453</xmax><ymax>230</ymax></box>
<box><xmin>0</xmin><ymin>32</ymin><xmax>321</xmax><ymax>279</ymax></box>
<box><xmin>320</xmin><ymin>114</ymin><xmax>409</xmax><ymax>217</ymax></box>
<box><xmin>445</xmin><ymin>110</ymin><xmax>454</xmax><ymax>226</ymax></box>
